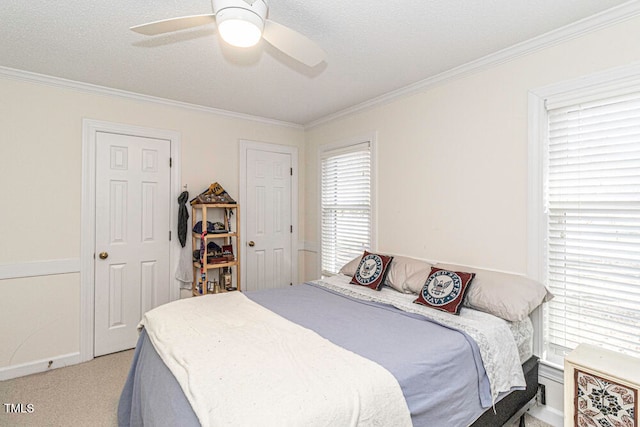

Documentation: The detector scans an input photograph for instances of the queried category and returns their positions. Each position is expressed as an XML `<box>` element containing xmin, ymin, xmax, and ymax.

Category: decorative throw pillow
<box><xmin>413</xmin><ymin>267</ymin><xmax>475</xmax><ymax>314</ymax></box>
<box><xmin>350</xmin><ymin>251</ymin><xmax>394</xmax><ymax>290</ymax></box>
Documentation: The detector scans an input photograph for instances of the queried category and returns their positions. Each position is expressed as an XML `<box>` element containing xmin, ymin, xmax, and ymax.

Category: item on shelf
<box><xmin>207</xmin><ymin>280</ymin><xmax>222</xmax><ymax>294</ymax></box>
<box><xmin>225</xmin><ymin>208</ymin><xmax>234</xmax><ymax>232</ymax></box>
<box><xmin>199</xmin><ymin>233</ymin><xmax>206</xmax><ymax>285</ymax></box>
<box><xmin>220</xmin><ymin>267</ymin><xmax>232</xmax><ymax>288</ymax></box>
<box><xmin>190</xmin><ymin>182</ymin><xmax>236</xmax><ymax>205</ymax></box>
<box><xmin>211</xmin><ymin>222</ymin><xmax>227</xmax><ymax>233</ymax></box>
<box><xmin>207</xmin><ymin>279</ymin><xmax>223</xmax><ymax>294</ymax></box>
<box><xmin>193</xmin><ymin>221</ymin><xmax>227</xmax><ymax>234</ymax></box>
<box><xmin>207</xmin><ymin>241</ymin><xmax>222</xmax><ymax>253</ymax></box>
<box><xmin>193</xmin><ymin>242</ymin><xmax>227</xmax><ymax>262</ymax></box>
<box><xmin>194</xmin><ymin>254</ymin><xmax>230</xmax><ymax>264</ymax></box>
<box><xmin>222</xmin><ymin>244</ymin><xmax>233</xmax><ymax>259</ymax></box>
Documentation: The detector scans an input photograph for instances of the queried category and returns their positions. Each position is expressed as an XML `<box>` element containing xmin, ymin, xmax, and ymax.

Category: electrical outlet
<box><xmin>537</xmin><ymin>383</ymin><xmax>546</xmax><ymax>405</ymax></box>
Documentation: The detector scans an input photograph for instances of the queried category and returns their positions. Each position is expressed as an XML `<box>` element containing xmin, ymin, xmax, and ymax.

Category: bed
<box><xmin>119</xmin><ymin>256</ymin><xmax>551</xmax><ymax>427</ymax></box>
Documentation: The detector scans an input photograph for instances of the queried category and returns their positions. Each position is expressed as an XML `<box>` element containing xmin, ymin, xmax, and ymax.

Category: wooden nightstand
<box><xmin>564</xmin><ymin>344</ymin><xmax>640</xmax><ymax>427</ymax></box>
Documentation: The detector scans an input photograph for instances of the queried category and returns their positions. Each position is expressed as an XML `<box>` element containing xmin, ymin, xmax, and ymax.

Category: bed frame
<box><xmin>472</xmin><ymin>355</ymin><xmax>539</xmax><ymax>427</ymax></box>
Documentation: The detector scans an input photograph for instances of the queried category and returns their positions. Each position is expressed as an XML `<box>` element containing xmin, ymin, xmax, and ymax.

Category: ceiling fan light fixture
<box><xmin>131</xmin><ymin>0</ymin><xmax>326</xmax><ymax>67</ymax></box>
<box><xmin>217</xmin><ymin>7</ymin><xmax>264</xmax><ymax>48</ymax></box>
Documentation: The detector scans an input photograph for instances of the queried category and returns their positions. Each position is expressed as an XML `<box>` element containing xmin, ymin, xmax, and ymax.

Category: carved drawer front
<box><xmin>565</xmin><ymin>344</ymin><xmax>640</xmax><ymax>427</ymax></box>
<box><xmin>575</xmin><ymin>369</ymin><xmax>636</xmax><ymax>427</ymax></box>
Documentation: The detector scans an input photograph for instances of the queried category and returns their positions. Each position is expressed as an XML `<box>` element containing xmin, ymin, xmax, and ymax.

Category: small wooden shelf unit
<box><xmin>564</xmin><ymin>344</ymin><xmax>640</xmax><ymax>427</ymax></box>
<box><xmin>191</xmin><ymin>203</ymin><xmax>240</xmax><ymax>295</ymax></box>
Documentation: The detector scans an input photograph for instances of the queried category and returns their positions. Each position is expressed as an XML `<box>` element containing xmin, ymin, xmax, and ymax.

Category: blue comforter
<box><xmin>119</xmin><ymin>283</ymin><xmax>492</xmax><ymax>426</ymax></box>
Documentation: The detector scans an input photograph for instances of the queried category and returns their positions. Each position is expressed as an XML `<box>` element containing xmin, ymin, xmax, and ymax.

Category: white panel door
<box><xmin>245</xmin><ymin>149</ymin><xmax>292</xmax><ymax>291</ymax></box>
<box><xmin>94</xmin><ymin>132</ymin><xmax>171</xmax><ymax>356</ymax></box>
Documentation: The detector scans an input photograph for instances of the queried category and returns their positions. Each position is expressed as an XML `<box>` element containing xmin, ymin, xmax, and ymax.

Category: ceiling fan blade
<box><xmin>131</xmin><ymin>14</ymin><xmax>216</xmax><ymax>36</ymax></box>
<box><xmin>262</xmin><ymin>20</ymin><xmax>326</xmax><ymax>67</ymax></box>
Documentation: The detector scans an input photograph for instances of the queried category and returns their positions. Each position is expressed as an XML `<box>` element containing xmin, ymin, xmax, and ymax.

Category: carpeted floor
<box><xmin>0</xmin><ymin>349</ymin><xmax>553</xmax><ymax>426</ymax></box>
<box><xmin>0</xmin><ymin>350</ymin><xmax>134</xmax><ymax>427</ymax></box>
<box><xmin>506</xmin><ymin>414</ymin><xmax>552</xmax><ymax>427</ymax></box>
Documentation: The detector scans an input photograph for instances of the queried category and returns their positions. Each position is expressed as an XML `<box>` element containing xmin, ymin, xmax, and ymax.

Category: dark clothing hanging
<box><xmin>177</xmin><ymin>191</ymin><xmax>189</xmax><ymax>247</ymax></box>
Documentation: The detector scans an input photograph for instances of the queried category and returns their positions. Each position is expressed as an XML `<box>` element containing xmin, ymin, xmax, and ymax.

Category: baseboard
<box><xmin>0</xmin><ymin>352</ymin><xmax>81</xmax><ymax>381</ymax></box>
<box><xmin>528</xmin><ymin>404</ymin><xmax>564</xmax><ymax>427</ymax></box>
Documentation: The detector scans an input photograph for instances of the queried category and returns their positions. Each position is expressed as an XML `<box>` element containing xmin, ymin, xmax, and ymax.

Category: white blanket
<box><xmin>139</xmin><ymin>292</ymin><xmax>412</xmax><ymax>427</ymax></box>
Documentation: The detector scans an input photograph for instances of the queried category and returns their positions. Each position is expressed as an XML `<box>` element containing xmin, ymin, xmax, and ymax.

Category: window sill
<box><xmin>539</xmin><ymin>358</ymin><xmax>564</xmax><ymax>383</ymax></box>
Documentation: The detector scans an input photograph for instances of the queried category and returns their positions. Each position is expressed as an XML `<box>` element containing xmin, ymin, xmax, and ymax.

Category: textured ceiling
<box><xmin>0</xmin><ymin>0</ymin><xmax>633</xmax><ymax>125</ymax></box>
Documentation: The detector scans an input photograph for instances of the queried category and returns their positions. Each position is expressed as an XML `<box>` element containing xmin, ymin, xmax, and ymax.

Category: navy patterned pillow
<box><xmin>350</xmin><ymin>251</ymin><xmax>394</xmax><ymax>290</ymax></box>
<box><xmin>413</xmin><ymin>267</ymin><xmax>475</xmax><ymax>314</ymax></box>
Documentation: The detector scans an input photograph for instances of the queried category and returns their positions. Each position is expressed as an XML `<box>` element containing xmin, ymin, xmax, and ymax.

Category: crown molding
<box><xmin>0</xmin><ymin>66</ymin><xmax>303</xmax><ymax>130</ymax></box>
<box><xmin>3</xmin><ymin>1</ymin><xmax>639</xmax><ymax>131</ymax></box>
<box><xmin>305</xmin><ymin>0</ymin><xmax>640</xmax><ymax>129</ymax></box>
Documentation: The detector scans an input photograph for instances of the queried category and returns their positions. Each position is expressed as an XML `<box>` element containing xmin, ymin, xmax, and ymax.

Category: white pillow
<box><xmin>432</xmin><ymin>263</ymin><xmax>553</xmax><ymax>322</ymax></box>
<box><xmin>402</xmin><ymin>268</ymin><xmax>433</xmax><ymax>295</ymax></box>
<box><xmin>338</xmin><ymin>255</ymin><xmax>362</xmax><ymax>277</ymax></box>
<box><xmin>385</xmin><ymin>256</ymin><xmax>432</xmax><ymax>294</ymax></box>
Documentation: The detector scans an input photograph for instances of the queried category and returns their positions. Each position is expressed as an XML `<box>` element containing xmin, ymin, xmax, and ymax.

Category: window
<box><xmin>320</xmin><ymin>139</ymin><xmax>374</xmax><ymax>276</ymax></box>
<box><xmin>532</xmin><ymin>70</ymin><xmax>640</xmax><ymax>365</ymax></box>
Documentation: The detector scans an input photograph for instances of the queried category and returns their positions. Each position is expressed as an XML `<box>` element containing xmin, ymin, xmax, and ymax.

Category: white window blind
<box><xmin>321</xmin><ymin>142</ymin><xmax>372</xmax><ymax>275</ymax></box>
<box><xmin>544</xmin><ymin>90</ymin><xmax>640</xmax><ymax>363</ymax></box>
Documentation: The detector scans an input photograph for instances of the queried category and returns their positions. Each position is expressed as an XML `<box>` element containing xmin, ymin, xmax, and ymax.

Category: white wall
<box><xmin>0</xmin><ymin>76</ymin><xmax>304</xmax><ymax>375</ymax></box>
<box><xmin>303</xmin><ymin>14</ymin><xmax>640</xmax><ymax>421</ymax></box>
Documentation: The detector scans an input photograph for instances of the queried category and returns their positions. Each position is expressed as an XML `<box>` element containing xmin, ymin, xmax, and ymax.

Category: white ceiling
<box><xmin>1</xmin><ymin>0</ymin><xmax>634</xmax><ymax>125</ymax></box>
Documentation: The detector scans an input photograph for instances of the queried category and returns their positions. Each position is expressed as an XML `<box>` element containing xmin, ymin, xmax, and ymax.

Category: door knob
<box><xmin>99</xmin><ymin>252</ymin><xmax>109</xmax><ymax>260</ymax></box>
<box><xmin>248</xmin><ymin>241</ymin><xmax>255</xmax><ymax>247</ymax></box>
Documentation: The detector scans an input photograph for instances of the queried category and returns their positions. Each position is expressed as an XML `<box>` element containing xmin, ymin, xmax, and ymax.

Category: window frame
<box><xmin>317</xmin><ymin>133</ymin><xmax>377</xmax><ymax>278</ymax></box>
<box><xmin>528</xmin><ymin>63</ymin><xmax>640</xmax><ymax>376</ymax></box>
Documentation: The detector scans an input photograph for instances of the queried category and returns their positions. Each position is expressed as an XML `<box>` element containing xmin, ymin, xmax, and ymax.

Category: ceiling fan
<box><xmin>131</xmin><ymin>0</ymin><xmax>326</xmax><ymax>67</ymax></box>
